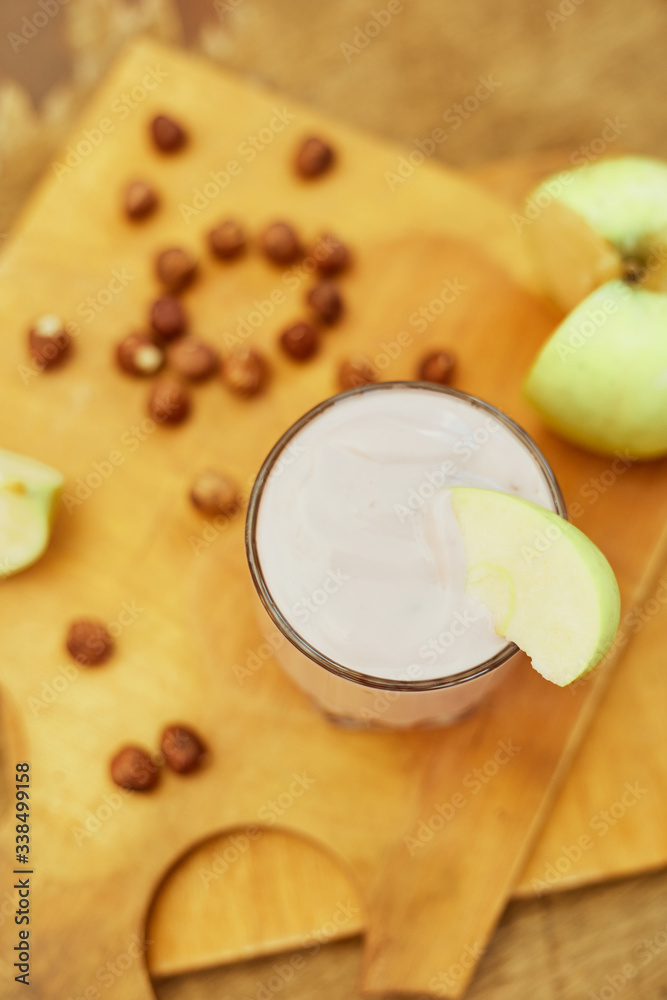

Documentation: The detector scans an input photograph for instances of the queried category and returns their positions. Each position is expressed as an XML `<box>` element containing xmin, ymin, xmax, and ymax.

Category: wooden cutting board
<box><xmin>1</xmin><ymin>38</ymin><xmax>666</xmax><ymax>1000</ymax></box>
<box><xmin>146</xmin><ymin>150</ymin><xmax>667</xmax><ymax>981</ymax></box>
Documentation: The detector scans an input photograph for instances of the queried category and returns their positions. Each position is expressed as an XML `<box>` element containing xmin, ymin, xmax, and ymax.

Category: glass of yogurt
<box><xmin>246</xmin><ymin>382</ymin><xmax>566</xmax><ymax>728</ymax></box>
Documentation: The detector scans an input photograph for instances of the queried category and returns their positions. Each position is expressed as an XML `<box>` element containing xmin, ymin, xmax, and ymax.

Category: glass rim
<box><xmin>245</xmin><ymin>381</ymin><xmax>567</xmax><ymax>693</ymax></box>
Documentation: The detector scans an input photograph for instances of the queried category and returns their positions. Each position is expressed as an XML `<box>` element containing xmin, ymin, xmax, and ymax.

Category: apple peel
<box><xmin>448</xmin><ymin>487</ymin><xmax>620</xmax><ymax>686</ymax></box>
<box><xmin>524</xmin><ymin>280</ymin><xmax>667</xmax><ymax>458</ymax></box>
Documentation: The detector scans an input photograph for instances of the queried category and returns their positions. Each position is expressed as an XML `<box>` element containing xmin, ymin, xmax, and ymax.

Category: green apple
<box><xmin>525</xmin><ymin>279</ymin><xmax>667</xmax><ymax>457</ymax></box>
<box><xmin>448</xmin><ymin>487</ymin><xmax>620</xmax><ymax>686</ymax></box>
<box><xmin>525</xmin><ymin>156</ymin><xmax>667</xmax><ymax>311</ymax></box>
<box><xmin>0</xmin><ymin>449</ymin><xmax>63</xmax><ymax>578</ymax></box>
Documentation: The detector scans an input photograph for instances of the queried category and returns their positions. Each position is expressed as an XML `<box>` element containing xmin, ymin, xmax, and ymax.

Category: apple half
<box><xmin>525</xmin><ymin>156</ymin><xmax>667</xmax><ymax>311</ymax></box>
<box><xmin>448</xmin><ymin>487</ymin><xmax>620</xmax><ymax>686</ymax></box>
<box><xmin>524</xmin><ymin>279</ymin><xmax>667</xmax><ymax>458</ymax></box>
<box><xmin>0</xmin><ymin>448</ymin><xmax>63</xmax><ymax>578</ymax></box>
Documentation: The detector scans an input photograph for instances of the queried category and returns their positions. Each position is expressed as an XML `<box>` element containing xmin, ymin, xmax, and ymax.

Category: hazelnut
<box><xmin>222</xmin><ymin>347</ymin><xmax>269</xmax><ymax>397</ymax></box>
<box><xmin>116</xmin><ymin>332</ymin><xmax>165</xmax><ymax>377</ymax></box>
<box><xmin>123</xmin><ymin>179</ymin><xmax>159</xmax><ymax>220</ymax></box>
<box><xmin>313</xmin><ymin>233</ymin><xmax>350</xmax><ymax>276</ymax></box>
<box><xmin>338</xmin><ymin>357</ymin><xmax>377</xmax><ymax>391</ymax></box>
<box><xmin>279</xmin><ymin>321</ymin><xmax>319</xmax><ymax>361</ymax></box>
<box><xmin>161</xmin><ymin>725</ymin><xmax>207</xmax><ymax>774</ymax></box>
<box><xmin>294</xmin><ymin>136</ymin><xmax>335</xmax><ymax>179</ymax></box>
<box><xmin>66</xmin><ymin>619</ymin><xmax>114</xmax><ymax>666</ymax></box>
<box><xmin>147</xmin><ymin>378</ymin><xmax>191</xmax><ymax>425</ymax></box>
<box><xmin>110</xmin><ymin>746</ymin><xmax>159</xmax><ymax>791</ymax></box>
<box><xmin>306</xmin><ymin>280</ymin><xmax>343</xmax><ymax>324</ymax></box>
<box><xmin>208</xmin><ymin>219</ymin><xmax>246</xmax><ymax>260</ymax></box>
<box><xmin>190</xmin><ymin>469</ymin><xmax>240</xmax><ymax>517</ymax></box>
<box><xmin>155</xmin><ymin>247</ymin><xmax>198</xmax><ymax>294</ymax></box>
<box><xmin>417</xmin><ymin>349</ymin><xmax>457</xmax><ymax>386</ymax></box>
<box><xmin>150</xmin><ymin>114</ymin><xmax>187</xmax><ymax>152</ymax></box>
<box><xmin>28</xmin><ymin>314</ymin><xmax>71</xmax><ymax>370</ymax></box>
<box><xmin>260</xmin><ymin>221</ymin><xmax>302</xmax><ymax>265</ymax></box>
<box><xmin>168</xmin><ymin>338</ymin><xmax>219</xmax><ymax>382</ymax></box>
<box><xmin>150</xmin><ymin>296</ymin><xmax>187</xmax><ymax>341</ymax></box>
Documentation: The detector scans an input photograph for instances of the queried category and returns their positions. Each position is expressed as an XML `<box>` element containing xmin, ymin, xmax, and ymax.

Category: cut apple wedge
<box><xmin>526</xmin><ymin>155</ymin><xmax>667</xmax><ymax>310</ymax></box>
<box><xmin>0</xmin><ymin>448</ymin><xmax>63</xmax><ymax>578</ymax></box>
<box><xmin>447</xmin><ymin>487</ymin><xmax>620</xmax><ymax>686</ymax></box>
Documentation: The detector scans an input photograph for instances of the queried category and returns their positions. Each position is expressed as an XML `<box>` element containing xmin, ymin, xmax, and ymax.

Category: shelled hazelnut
<box><xmin>294</xmin><ymin>136</ymin><xmax>335</xmax><ymax>179</ymax></box>
<box><xmin>161</xmin><ymin>724</ymin><xmax>208</xmax><ymax>774</ymax></box>
<box><xmin>189</xmin><ymin>469</ymin><xmax>241</xmax><ymax>517</ymax></box>
<box><xmin>28</xmin><ymin>314</ymin><xmax>71</xmax><ymax>370</ymax></box>
<box><xmin>313</xmin><ymin>233</ymin><xmax>350</xmax><ymax>276</ymax></box>
<box><xmin>222</xmin><ymin>347</ymin><xmax>269</xmax><ymax>397</ymax></box>
<box><xmin>338</xmin><ymin>357</ymin><xmax>377</xmax><ymax>390</ymax></box>
<box><xmin>208</xmin><ymin>219</ymin><xmax>246</xmax><ymax>260</ymax></box>
<box><xmin>306</xmin><ymin>281</ymin><xmax>343</xmax><ymax>324</ymax></box>
<box><xmin>66</xmin><ymin>619</ymin><xmax>114</xmax><ymax>666</ymax></box>
<box><xmin>150</xmin><ymin>296</ymin><xmax>187</xmax><ymax>341</ymax></box>
<box><xmin>123</xmin><ymin>180</ymin><xmax>159</xmax><ymax>220</ymax></box>
<box><xmin>147</xmin><ymin>378</ymin><xmax>191</xmax><ymax>425</ymax></box>
<box><xmin>417</xmin><ymin>349</ymin><xmax>457</xmax><ymax>386</ymax></box>
<box><xmin>110</xmin><ymin>746</ymin><xmax>159</xmax><ymax>791</ymax></box>
<box><xmin>279</xmin><ymin>321</ymin><xmax>319</xmax><ymax>361</ymax></box>
<box><xmin>169</xmin><ymin>339</ymin><xmax>219</xmax><ymax>382</ymax></box>
<box><xmin>116</xmin><ymin>332</ymin><xmax>165</xmax><ymax>377</ymax></box>
<box><xmin>150</xmin><ymin>114</ymin><xmax>188</xmax><ymax>153</ymax></box>
<box><xmin>260</xmin><ymin>222</ymin><xmax>302</xmax><ymax>265</ymax></box>
<box><xmin>155</xmin><ymin>248</ymin><xmax>198</xmax><ymax>294</ymax></box>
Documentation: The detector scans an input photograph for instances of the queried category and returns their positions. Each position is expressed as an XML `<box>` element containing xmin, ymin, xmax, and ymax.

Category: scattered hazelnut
<box><xmin>147</xmin><ymin>378</ymin><xmax>191</xmax><ymax>425</ymax></box>
<box><xmin>260</xmin><ymin>222</ymin><xmax>302</xmax><ymax>265</ymax></box>
<box><xmin>338</xmin><ymin>357</ymin><xmax>377</xmax><ymax>391</ymax></box>
<box><xmin>66</xmin><ymin>619</ymin><xmax>114</xmax><ymax>666</ymax></box>
<box><xmin>110</xmin><ymin>746</ymin><xmax>159</xmax><ymax>791</ymax></box>
<box><xmin>123</xmin><ymin>179</ymin><xmax>159</xmax><ymax>220</ymax></box>
<box><xmin>169</xmin><ymin>338</ymin><xmax>219</xmax><ymax>382</ymax></box>
<box><xmin>28</xmin><ymin>314</ymin><xmax>71</xmax><ymax>370</ymax></box>
<box><xmin>155</xmin><ymin>247</ymin><xmax>198</xmax><ymax>294</ymax></box>
<box><xmin>294</xmin><ymin>136</ymin><xmax>335</xmax><ymax>179</ymax></box>
<box><xmin>161</xmin><ymin>724</ymin><xmax>207</xmax><ymax>774</ymax></box>
<box><xmin>279</xmin><ymin>321</ymin><xmax>319</xmax><ymax>361</ymax></box>
<box><xmin>150</xmin><ymin>114</ymin><xmax>187</xmax><ymax>153</ymax></box>
<box><xmin>222</xmin><ymin>347</ymin><xmax>269</xmax><ymax>397</ymax></box>
<box><xmin>208</xmin><ymin>219</ymin><xmax>246</xmax><ymax>260</ymax></box>
<box><xmin>150</xmin><ymin>296</ymin><xmax>187</xmax><ymax>342</ymax></box>
<box><xmin>313</xmin><ymin>233</ymin><xmax>350</xmax><ymax>276</ymax></box>
<box><xmin>116</xmin><ymin>332</ymin><xmax>165</xmax><ymax>377</ymax></box>
<box><xmin>306</xmin><ymin>280</ymin><xmax>343</xmax><ymax>324</ymax></box>
<box><xmin>190</xmin><ymin>469</ymin><xmax>240</xmax><ymax>517</ymax></box>
<box><xmin>417</xmin><ymin>349</ymin><xmax>457</xmax><ymax>386</ymax></box>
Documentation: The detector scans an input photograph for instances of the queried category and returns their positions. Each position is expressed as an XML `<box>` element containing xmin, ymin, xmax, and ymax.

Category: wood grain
<box><xmin>147</xmin><ymin>829</ymin><xmax>365</xmax><ymax>977</ymax></box>
<box><xmin>155</xmin><ymin>867</ymin><xmax>667</xmax><ymax>1000</ymax></box>
<box><xmin>0</xmin><ymin>37</ymin><xmax>666</xmax><ymax>1000</ymax></box>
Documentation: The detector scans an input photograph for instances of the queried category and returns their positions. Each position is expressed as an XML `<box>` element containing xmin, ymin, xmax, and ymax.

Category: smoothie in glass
<box><xmin>246</xmin><ymin>382</ymin><xmax>565</xmax><ymax>727</ymax></box>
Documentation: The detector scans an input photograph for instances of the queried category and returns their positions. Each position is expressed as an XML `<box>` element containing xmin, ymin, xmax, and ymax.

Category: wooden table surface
<box><xmin>1</xmin><ymin>3</ymin><xmax>666</xmax><ymax>997</ymax></box>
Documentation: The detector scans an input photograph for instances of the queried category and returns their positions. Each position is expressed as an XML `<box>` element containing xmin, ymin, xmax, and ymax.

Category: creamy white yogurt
<box><xmin>255</xmin><ymin>386</ymin><xmax>556</xmax><ymax>682</ymax></box>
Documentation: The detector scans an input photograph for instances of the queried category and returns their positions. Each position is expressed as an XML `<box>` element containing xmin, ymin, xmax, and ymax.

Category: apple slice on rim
<box><xmin>447</xmin><ymin>487</ymin><xmax>620</xmax><ymax>686</ymax></box>
<box><xmin>0</xmin><ymin>448</ymin><xmax>63</xmax><ymax>578</ymax></box>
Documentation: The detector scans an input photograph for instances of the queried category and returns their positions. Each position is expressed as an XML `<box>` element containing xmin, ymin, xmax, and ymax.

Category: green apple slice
<box><xmin>525</xmin><ymin>279</ymin><xmax>667</xmax><ymax>458</ymax></box>
<box><xmin>526</xmin><ymin>156</ymin><xmax>667</xmax><ymax>310</ymax></box>
<box><xmin>0</xmin><ymin>449</ymin><xmax>63</xmax><ymax>578</ymax></box>
<box><xmin>448</xmin><ymin>487</ymin><xmax>620</xmax><ymax>686</ymax></box>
